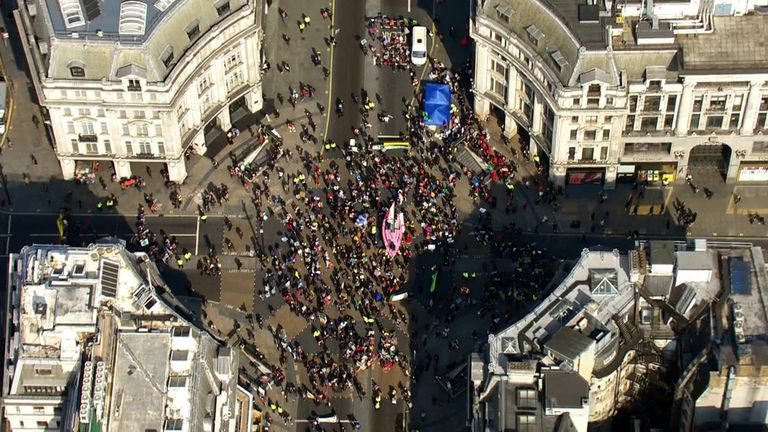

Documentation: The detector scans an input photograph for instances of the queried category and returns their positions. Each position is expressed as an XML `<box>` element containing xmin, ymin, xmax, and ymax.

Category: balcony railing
<box><xmin>78</xmin><ymin>134</ymin><xmax>98</xmax><ymax>142</ymax></box>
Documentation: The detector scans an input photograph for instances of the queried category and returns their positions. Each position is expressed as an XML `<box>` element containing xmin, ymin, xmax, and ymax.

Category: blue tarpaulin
<box><xmin>423</xmin><ymin>82</ymin><xmax>451</xmax><ymax>127</ymax></box>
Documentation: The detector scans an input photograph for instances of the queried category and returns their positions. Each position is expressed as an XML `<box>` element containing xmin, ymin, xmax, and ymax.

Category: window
<box><xmin>570</xmin><ymin>129</ymin><xmax>578</xmax><ymax>140</ymax></box>
<box><xmin>225</xmin><ymin>51</ymin><xmax>242</xmax><ymax>71</ymax></box>
<box><xmin>664</xmin><ymin>114</ymin><xmax>674</xmax><ymax>129</ymax></box>
<box><xmin>693</xmin><ymin>96</ymin><xmax>703</xmax><ymax>112</ymax></box>
<box><xmin>139</xmin><ymin>141</ymin><xmax>152</xmax><ymax>154</ymax></box>
<box><xmin>708</xmin><ymin>96</ymin><xmax>727</xmax><ymax>111</ymax></box>
<box><xmin>161</xmin><ymin>47</ymin><xmax>175</xmax><ymax>68</ymax></box>
<box><xmin>169</xmin><ymin>376</ymin><xmax>187</xmax><ymax>387</ymax></box>
<box><xmin>587</xmin><ymin>97</ymin><xmax>599</xmax><ymax>107</ymax></box>
<box><xmin>666</xmin><ymin>95</ymin><xmax>677</xmax><ymax>112</ymax></box>
<box><xmin>79</xmin><ymin>121</ymin><xmax>95</xmax><ymax>135</ymax></box>
<box><xmin>157</xmin><ymin>141</ymin><xmax>165</xmax><ymax>155</ymax></box>
<box><xmin>706</xmin><ymin>115</ymin><xmax>723</xmax><ymax>129</ymax></box>
<box><xmin>85</xmin><ymin>142</ymin><xmax>98</xmax><ymax>154</ymax></box>
<box><xmin>587</xmin><ymin>84</ymin><xmax>601</xmax><ymax>96</ymax></box>
<box><xmin>78</xmin><ymin>108</ymin><xmax>90</xmax><ymax>116</ymax></box>
<box><xmin>629</xmin><ymin>95</ymin><xmax>638</xmax><ymax>112</ymax></box>
<box><xmin>60</xmin><ymin>90</ymin><xmax>68</xmax><ymax>98</ymax></box>
<box><xmin>603</xmin><ymin>129</ymin><xmax>611</xmax><ymax>140</ymax></box>
<box><xmin>71</xmin><ymin>139</ymin><xmax>79</xmax><ymax>154</ymax></box>
<box><xmin>215</xmin><ymin>1</ymin><xmax>230</xmax><ymax>16</ymax></box>
<box><xmin>67</xmin><ymin>121</ymin><xmax>76</xmax><ymax>134</ymax></box>
<box><xmin>226</xmin><ymin>70</ymin><xmax>245</xmax><ymax>92</ymax></box>
<box><xmin>134</xmin><ymin>111</ymin><xmax>145</xmax><ymax>119</ymax></box>
<box><xmin>584</xmin><ymin>130</ymin><xmax>597</xmax><ymax>141</ymax></box>
<box><xmin>198</xmin><ymin>74</ymin><xmax>212</xmax><ymax>95</ymax></box>
<box><xmin>155</xmin><ymin>124</ymin><xmax>163</xmax><ymax>136</ymax></box>
<box><xmin>117</xmin><ymin>92</ymin><xmax>124</xmax><ymax>101</ymax></box>
<box><xmin>100</xmin><ymin>122</ymin><xmax>108</xmax><ymax>134</ymax></box>
<box><xmin>495</xmin><ymin>4</ymin><xmax>513</xmax><ymax>22</ymax></box>
<box><xmin>573</xmin><ymin>98</ymin><xmax>581</xmax><ymax>107</ymax></box>
<box><xmin>640</xmin><ymin>117</ymin><xmax>658</xmax><ymax>131</ymax></box>
<box><xmin>186</xmin><ymin>21</ymin><xmax>200</xmax><ymax>40</ymax></box>
<box><xmin>643</xmin><ymin>96</ymin><xmax>661</xmax><ymax>112</ymax></box>
<box><xmin>730</xmin><ymin>113</ymin><xmax>740</xmax><ymax>129</ymax></box>
<box><xmin>581</xmin><ymin>147</ymin><xmax>595</xmax><ymax>160</ymax></box>
<box><xmin>585</xmin><ymin>115</ymin><xmax>598</xmax><ymax>123</ymax></box>
<box><xmin>568</xmin><ymin>147</ymin><xmax>576</xmax><ymax>160</ymax></box>
<box><xmin>119</xmin><ymin>110</ymin><xmax>127</xmax><ymax>119</ymax></box>
<box><xmin>127</xmin><ymin>79</ymin><xmax>142</xmax><ymax>91</ymax></box>
<box><xmin>63</xmin><ymin>108</ymin><xmax>72</xmax><ymax>117</ymax></box>
<box><xmin>97</xmin><ymin>108</ymin><xmax>105</xmax><ymax>117</ymax></box>
<box><xmin>492</xmin><ymin>59</ymin><xmax>506</xmax><ymax>76</ymax></box>
<box><xmin>625</xmin><ymin>115</ymin><xmax>635</xmax><ymax>131</ymax></box>
<box><xmin>136</xmin><ymin>124</ymin><xmax>149</xmax><ymax>137</ymax></box>
<box><xmin>125</xmin><ymin>141</ymin><xmax>133</xmax><ymax>155</ymax></box>
<box><xmin>600</xmin><ymin>146</ymin><xmax>608</xmax><ymax>160</ymax></box>
<box><xmin>623</xmin><ymin>142</ymin><xmax>672</xmax><ymax>155</ymax></box>
<box><xmin>70</xmin><ymin>66</ymin><xmax>85</xmax><ymax>77</ymax></box>
<box><xmin>122</xmin><ymin>124</ymin><xmax>130</xmax><ymax>135</ymax></box>
<box><xmin>606</xmin><ymin>96</ymin><xmax>614</xmax><ymax>107</ymax></box>
<box><xmin>37</xmin><ymin>421</ymin><xmax>48</xmax><ymax>428</ymax></box>
<box><xmin>690</xmin><ymin>114</ymin><xmax>701</xmax><ymax>130</ymax></box>
<box><xmin>104</xmin><ymin>140</ymin><xmax>112</xmax><ymax>154</ymax></box>
<box><xmin>33</xmin><ymin>407</ymin><xmax>45</xmax><ymax>414</ymax></box>
<box><xmin>74</xmin><ymin>90</ymin><xmax>87</xmax><ymax>98</ymax></box>
<box><xmin>571</xmin><ymin>116</ymin><xmax>579</xmax><ymax>123</ymax></box>
<box><xmin>490</xmin><ymin>76</ymin><xmax>506</xmax><ymax>99</ymax></box>
<box><xmin>732</xmin><ymin>95</ymin><xmax>743</xmax><ymax>112</ymax></box>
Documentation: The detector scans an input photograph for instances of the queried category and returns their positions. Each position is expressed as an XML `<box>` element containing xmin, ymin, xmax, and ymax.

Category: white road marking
<box><xmin>195</xmin><ymin>216</ymin><xmax>201</xmax><ymax>255</ymax></box>
<box><xmin>408</xmin><ymin>0</ymin><xmax>411</xmax><ymax>12</ymax></box>
<box><xmin>5</xmin><ymin>214</ymin><xmax>11</xmax><ymax>256</ymax></box>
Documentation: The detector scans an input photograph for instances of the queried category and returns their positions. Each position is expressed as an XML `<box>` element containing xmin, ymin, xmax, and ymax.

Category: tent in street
<box><xmin>422</xmin><ymin>82</ymin><xmax>451</xmax><ymax>127</ymax></box>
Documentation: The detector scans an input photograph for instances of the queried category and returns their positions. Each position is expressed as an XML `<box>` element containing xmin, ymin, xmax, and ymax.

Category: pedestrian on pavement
<box><xmin>31</xmin><ymin>154</ymin><xmax>38</xmax><ymax>165</ymax></box>
<box><xmin>298</xmin><ymin>21</ymin><xmax>306</xmax><ymax>33</ymax></box>
<box><xmin>6</xmin><ymin>139</ymin><xmax>12</xmax><ymax>148</ymax></box>
<box><xmin>303</xmin><ymin>14</ymin><xmax>311</xmax><ymax>25</ymax></box>
<box><xmin>734</xmin><ymin>193</ymin><xmax>742</xmax><ymax>204</ymax></box>
<box><xmin>278</xmin><ymin>7</ymin><xmax>287</xmax><ymax>21</ymax></box>
<box><xmin>282</xmin><ymin>33</ymin><xmax>291</xmax><ymax>45</ymax></box>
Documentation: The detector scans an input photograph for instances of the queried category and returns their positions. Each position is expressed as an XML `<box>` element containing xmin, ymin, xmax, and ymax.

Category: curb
<box><xmin>0</xmin><ymin>41</ymin><xmax>15</xmax><ymax>149</ymax></box>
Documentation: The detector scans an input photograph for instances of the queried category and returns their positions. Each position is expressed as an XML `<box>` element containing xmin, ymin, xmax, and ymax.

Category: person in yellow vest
<box><xmin>371</xmin><ymin>225</ymin><xmax>377</xmax><ymax>235</ymax></box>
<box><xmin>303</xmin><ymin>14</ymin><xmax>311</xmax><ymax>25</ymax></box>
<box><xmin>298</xmin><ymin>22</ymin><xmax>306</xmax><ymax>32</ymax></box>
<box><xmin>313</xmin><ymin>328</ymin><xmax>321</xmax><ymax>338</ymax></box>
<box><xmin>176</xmin><ymin>256</ymin><xmax>184</xmax><ymax>268</ymax></box>
<box><xmin>184</xmin><ymin>250</ymin><xmax>192</xmax><ymax>261</ymax></box>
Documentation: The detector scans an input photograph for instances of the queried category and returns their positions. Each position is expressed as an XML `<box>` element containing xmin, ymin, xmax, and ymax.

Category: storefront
<box><xmin>566</xmin><ymin>168</ymin><xmax>605</xmax><ymax>185</ymax></box>
<box><xmin>618</xmin><ymin>162</ymin><xmax>677</xmax><ymax>185</ymax></box>
<box><xmin>738</xmin><ymin>163</ymin><xmax>768</xmax><ymax>182</ymax></box>
<box><xmin>74</xmin><ymin>160</ymin><xmax>99</xmax><ymax>184</ymax></box>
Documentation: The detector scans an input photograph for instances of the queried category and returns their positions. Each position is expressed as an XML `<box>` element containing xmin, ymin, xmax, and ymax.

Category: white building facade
<box><xmin>15</xmin><ymin>0</ymin><xmax>264</xmax><ymax>182</ymax></box>
<box><xmin>471</xmin><ymin>0</ymin><xmax>768</xmax><ymax>187</ymax></box>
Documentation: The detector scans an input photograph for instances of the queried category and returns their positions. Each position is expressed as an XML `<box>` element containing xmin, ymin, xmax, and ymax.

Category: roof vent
<box><xmin>494</xmin><ymin>4</ymin><xmax>514</xmax><ymax>20</ymax></box>
<box><xmin>119</xmin><ymin>1</ymin><xmax>147</xmax><ymax>35</ymax></box>
<box><xmin>525</xmin><ymin>25</ymin><xmax>545</xmax><ymax>45</ymax></box>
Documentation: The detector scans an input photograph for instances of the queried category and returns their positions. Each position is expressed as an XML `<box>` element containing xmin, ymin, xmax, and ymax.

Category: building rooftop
<box><xmin>679</xmin><ymin>15</ymin><xmax>768</xmax><ymax>73</ymax></box>
<box><xmin>544</xmin><ymin>327</ymin><xmax>595</xmax><ymax>361</ymax></box>
<box><xmin>543</xmin><ymin>370</ymin><xmax>589</xmax><ymax>410</ymax></box>
<box><xmin>110</xmin><ymin>332</ymin><xmax>171</xmax><ymax>432</ymax></box>
<box><xmin>490</xmin><ymin>249</ymin><xmax>632</xmax><ymax>371</ymax></box>
<box><xmin>4</xmin><ymin>242</ymin><xmax>243</xmax><ymax>432</ymax></box>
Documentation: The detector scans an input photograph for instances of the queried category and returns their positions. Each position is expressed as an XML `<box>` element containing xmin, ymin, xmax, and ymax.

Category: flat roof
<box><xmin>543</xmin><ymin>370</ymin><xmax>589</xmax><ymax>410</ymax></box>
<box><xmin>650</xmin><ymin>241</ymin><xmax>676</xmax><ymax>266</ymax></box>
<box><xmin>544</xmin><ymin>327</ymin><xmax>594</xmax><ymax>361</ymax></box>
<box><xmin>644</xmin><ymin>274</ymin><xmax>674</xmax><ymax>297</ymax></box>
<box><xmin>676</xmin><ymin>251</ymin><xmax>713</xmax><ymax>271</ymax></box>
<box><xmin>679</xmin><ymin>15</ymin><xmax>768</xmax><ymax>72</ymax></box>
<box><xmin>110</xmin><ymin>332</ymin><xmax>171</xmax><ymax>432</ymax></box>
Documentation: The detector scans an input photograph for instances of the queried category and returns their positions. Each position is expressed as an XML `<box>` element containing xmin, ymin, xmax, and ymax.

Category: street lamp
<box><xmin>734</xmin><ymin>150</ymin><xmax>747</xmax><ymax>159</ymax></box>
<box><xmin>673</xmin><ymin>151</ymin><xmax>686</xmax><ymax>160</ymax></box>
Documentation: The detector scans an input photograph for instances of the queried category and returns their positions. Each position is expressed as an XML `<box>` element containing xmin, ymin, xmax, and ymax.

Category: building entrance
<box><xmin>687</xmin><ymin>144</ymin><xmax>731</xmax><ymax>181</ymax></box>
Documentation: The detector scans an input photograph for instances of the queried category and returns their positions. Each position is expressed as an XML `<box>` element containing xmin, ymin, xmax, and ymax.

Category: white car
<box><xmin>410</xmin><ymin>25</ymin><xmax>428</xmax><ymax>66</ymax></box>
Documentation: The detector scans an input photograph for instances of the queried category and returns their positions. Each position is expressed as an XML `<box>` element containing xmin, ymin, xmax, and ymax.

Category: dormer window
<box><xmin>161</xmin><ymin>47</ymin><xmax>174</xmax><ymax>68</ymax></box>
<box><xmin>69</xmin><ymin>61</ymin><xmax>85</xmax><ymax>77</ymax></box>
<box><xmin>186</xmin><ymin>20</ymin><xmax>200</xmax><ymax>40</ymax></box>
<box><xmin>526</xmin><ymin>25</ymin><xmax>544</xmax><ymax>46</ymax></box>
<box><xmin>215</xmin><ymin>0</ymin><xmax>230</xmax><ymax>16</ymax></box>
<box><xmin>494</xmin><ymin>4</ymin><xmax>514</xmax><ymax>23</ymax></box>
<box><xmin>550</xmin><ymin>51</ymin><xmax>568</xmax><ymax>73</ymax></box>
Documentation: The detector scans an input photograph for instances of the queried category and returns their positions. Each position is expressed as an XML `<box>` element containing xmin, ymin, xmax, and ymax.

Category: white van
<box><xmin>410</xmin><ymin>25</ymin><xmax>428</xmax><ymax>66</ymax></box>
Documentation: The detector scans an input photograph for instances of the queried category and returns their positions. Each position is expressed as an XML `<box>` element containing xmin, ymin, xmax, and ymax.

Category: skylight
<box><xmin>154</xmin><ymin>0</ymin><xmax>178</xmax><ymax>11</ymax></box>
<box><xmin>59</xmin><ymin>0</ymin><xmax>85</xmax><ymax>28</ymax></box>
<box><xmin>119</xmin><ymin>1</ymin><xmax>147</xmax><ymax>35</ymax></box>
